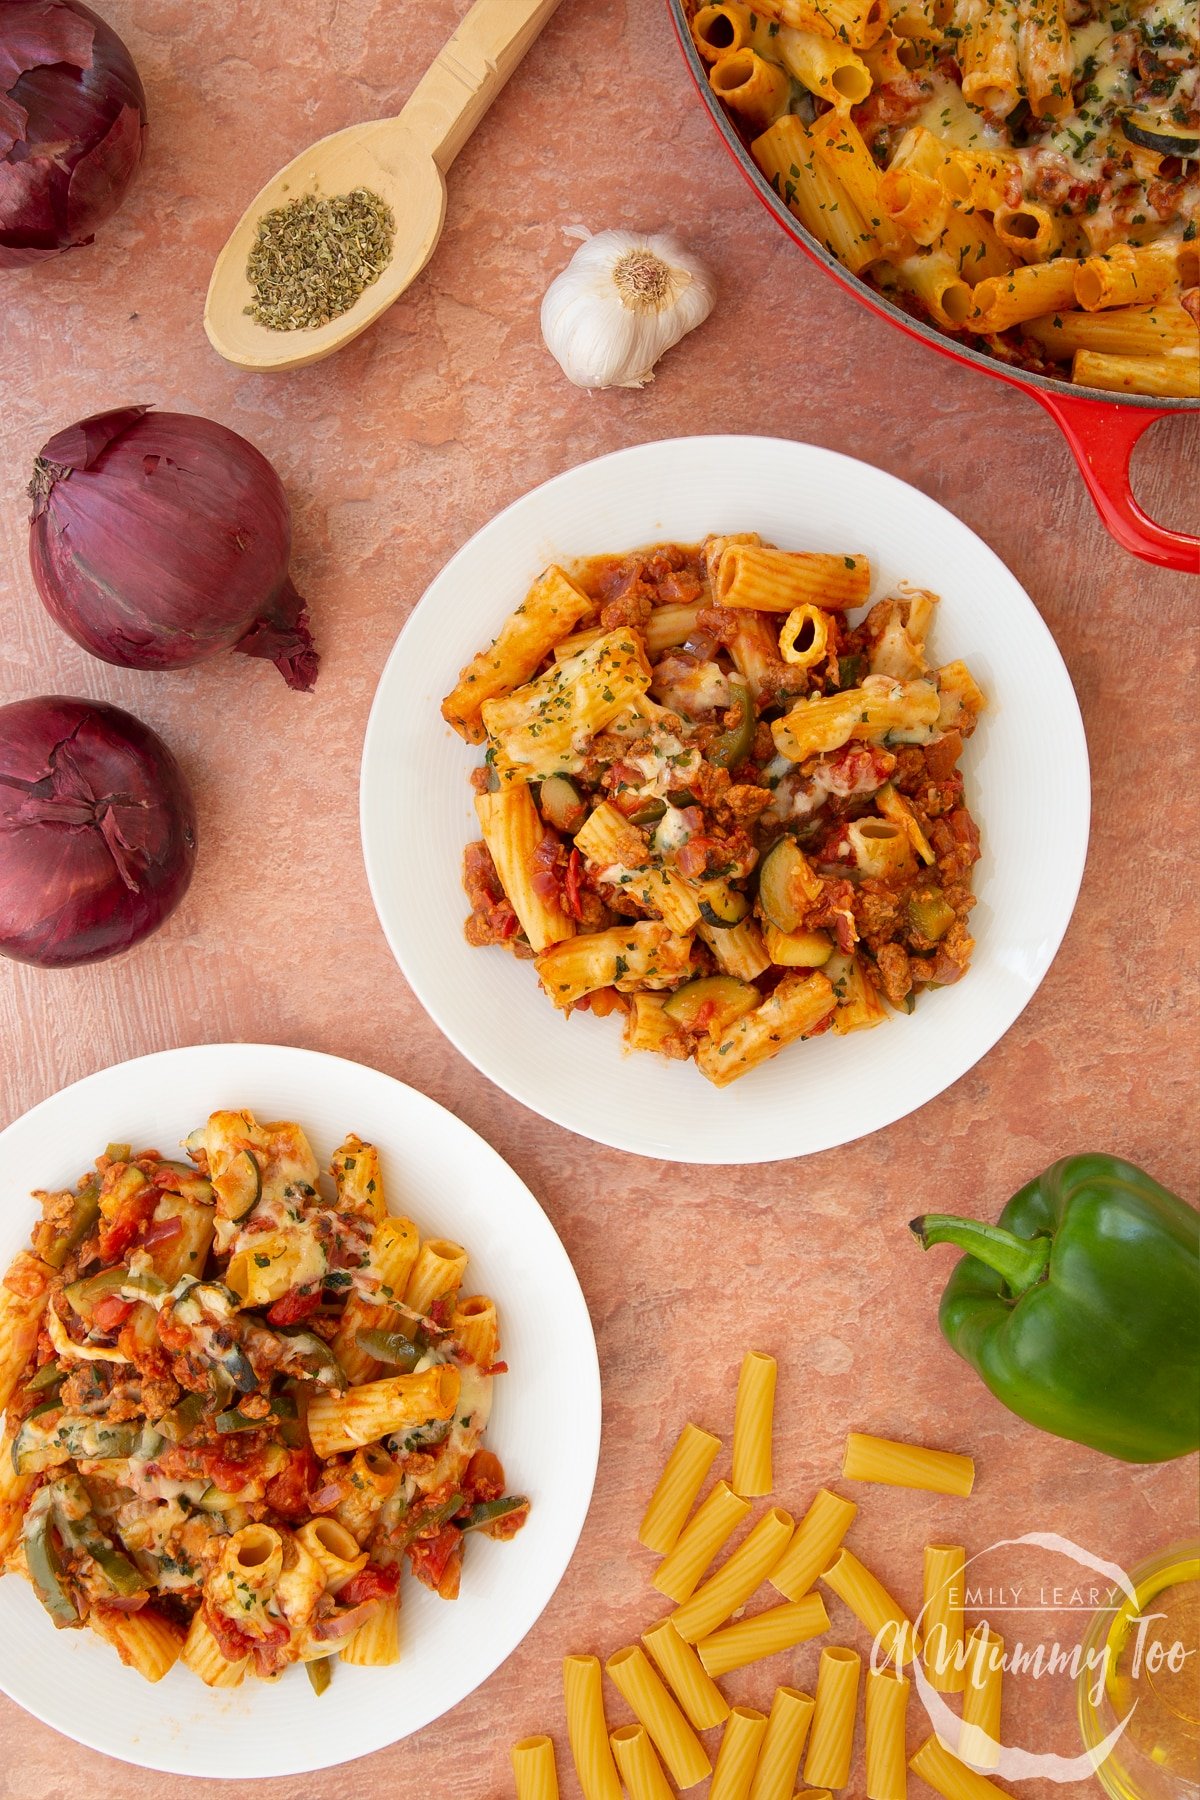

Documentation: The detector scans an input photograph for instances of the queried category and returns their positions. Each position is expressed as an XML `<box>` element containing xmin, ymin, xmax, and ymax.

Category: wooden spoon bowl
<box><xmin>204</xmin><ymin>0</ymin><xmax>560</xmax><ymax>372</ymax></box>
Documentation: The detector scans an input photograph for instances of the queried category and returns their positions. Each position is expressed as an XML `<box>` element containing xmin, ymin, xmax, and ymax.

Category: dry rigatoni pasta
<box><xmin>710</xmin><ymin>1706</ymin><xmax>770</xmax><ymax>1800</ymax></box>
<box><xmin>732</xmin><ymin>1350</ymin><xmax>777</xmax><ymax>1497</ymax></box>
<box><xmin>697</xmin><ymin>1594</ymin><xmax>830</xmax><ymax>1677</ymax></box>
<box><xmin>804</xmin><ymin>1647</ymin><xmax>862</xmax><ymax>1788</ymax></box>
<box><xmin>512</xmin><ymin>1735</ymin><xmax>561</xmax><ymax>1800</ymax></box>
<box><xmin>960</xmin><ymin>1625</ymin><xmax>1005</xmax><ymax>1768</ymax></box>
<box><xmin>842</xmin><ymin>1432</ymin><xmax>975</xmax><ymax>1497</ymax></box>
<box><xmin>654</xmin><ymin>1480</ymin><xmax>753</xmax><ymax>1603</ymax></box>
<box><xmin>820</xmin><ymin>1546</ymin><xmax>922</xmax><ymax>1667</ymax></box>
<box><xmin>923</xmin><ymin>1545</ymin><xmax>966</xmax><ymax>1692</ymax></box>
<box><xmin>642</xmin><ymin>1618</ymin><xmax>731</xmax><ymax>1730</ymax></box>
<box><xmin>910</xmin><ymin>1735</ymin><xmax>1009</xmax><ymax>1800</ymax></box>
<box><xmin>564</xmin><ymin>1654</ymin><xmax>622</xmax><ymax>1800</ymax></box>
<box><xmin>639</xmin><ymin>1427</ymin><xmax>723</xmax><ymax>1549</ymax></box>
<box><xmin>605</xmin><ymin>1645</ymin><xmax>713</xmax><ymax>1789</ymax></box>
<box><xmin>610</xmin><ymin>1724</ymin><xmax>676</xmax><ymax>1800</ymax></box>
<box><xmin>749</xmin><ymin>1686</ymin><xmax>816</xmax><ymax>1800</ymax></box>
<box><xmin>671</xmin><ymin>1506</ymin><xmax>795</xmax><ymax>1642</ymax></box>
<box><xmin>865</xmin><ymin>1668</ymin><xmax>911</xmax><ymax>1800</ymax></box>
<box><xmin>770</xmin><ymin>1488</ymin><xmax>858</xmax><ymax>1600</ymax></box>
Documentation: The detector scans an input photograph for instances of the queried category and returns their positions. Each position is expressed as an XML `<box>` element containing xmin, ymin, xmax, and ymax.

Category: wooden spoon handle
<box><xmin>399</xmin><ymin>0</ymin><xmax>562</xmax><ymax>172</ymax></box>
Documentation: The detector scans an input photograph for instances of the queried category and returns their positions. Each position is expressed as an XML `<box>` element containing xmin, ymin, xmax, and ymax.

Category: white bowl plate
<box><xmin>0</xmin><ymin>1043</ymin><xmax>600</xmax><ymax>1776</ymax></box>
<box><xmin>361</xmin><ymin>436</ymin><xmax>1090</xmax><ymax>1163</ymax></box>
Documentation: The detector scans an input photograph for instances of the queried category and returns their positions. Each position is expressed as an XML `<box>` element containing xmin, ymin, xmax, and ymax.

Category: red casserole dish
<box><xmin>667</xmin><ymin>0</ymin><xmax>1199</xmax><ymax>573</ymax></box>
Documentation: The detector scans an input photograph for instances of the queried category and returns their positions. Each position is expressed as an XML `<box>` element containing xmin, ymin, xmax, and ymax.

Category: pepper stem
<box><xmin>909</xmin><ymin>1213</ymin><xmax>1052</xmax><ymax>1296</ymax></box>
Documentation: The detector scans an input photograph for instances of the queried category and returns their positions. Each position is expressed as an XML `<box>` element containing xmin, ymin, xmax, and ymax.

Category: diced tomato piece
<box><xmin>92</xmin><ymin>1294</ymin><xmax>135</xmax><ymax>1333</ymax></box>
<box><xmin>263</xmin><ymin>1447</ymin><xmax>319</xmax><ymax>1520</ymax></box>
<box><xmin>336</xmin><ymin>1563</ymin><xmax>401</xmax><ymax>1609</ymax></box>
<box><xmin>407</xmin><ymin>1526</ymin><xmax>461</xmax><ymax>1593</ymax></box>
<box><xmin>97</xmin><ymin>1189</ymin><xmax>159</xmax><ymax>1261</ymax></box>
<box><xmin>203</xmin><ymin>1603</ymin><xmax>257</xmax><ymax>1665</ymax></box>
<box><xmin>463</xmin><ymin>1449</ymin><xmax>505</xmax><ymax>1504</ymax></box>
<box><xmin>565</xmin><ymin>847</ymin><xmax>585</xmax><ymax>920</ymax></box>
<box><xmin>266</xmin><ymin>1286</ymin><xmax>322</xmax><ymax>1327</ymax></box>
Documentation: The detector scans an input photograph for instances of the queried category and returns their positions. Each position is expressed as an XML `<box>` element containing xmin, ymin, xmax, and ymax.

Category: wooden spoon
<box><xmin>204</xmin><ymin>0</ymin><xmax>561</xmax><ymax>372</ymax></box>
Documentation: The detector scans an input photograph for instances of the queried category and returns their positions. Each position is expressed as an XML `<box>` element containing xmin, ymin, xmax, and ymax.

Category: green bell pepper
<box><xmin>911</xmin><ymin>1154</ymin><xmax>1200</xmax><ymax>1464</ymax></box>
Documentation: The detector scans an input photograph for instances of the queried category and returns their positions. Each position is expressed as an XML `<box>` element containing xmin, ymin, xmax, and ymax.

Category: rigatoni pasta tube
<box><xmin>181</xmin><ymin>1608</ymin><xmax>247</xmax><ymax>1687</ymax></box>
<box><xmin>923</xmin><ymin>1545</ymin><xmax>966</xmax><ymax>1693</ymax></box>
<box><xmin>639</xmin><ymin>1423</ymin><xmax>722</xmax><ymax>1554</ymax></box>
<box><xmin>610</xmin><ymin>1725</ymin><xmax>675</xmax><ymax>1800</ymax></box>
<box><xmin>442</xmin><ymin>563</ymin><xmax>593</xmax><ymax>741</ymax></box>
<box><xmin>697</xmin><ymin>1594</ymin><xmax>830</xmax><ymax>1677</ymax></box>
<box><xmin>483</xmin><ymin>630</ymin><xmax>651</xmax><ymax>783</ymax></box>
<box><xmin>709</xmin><ymin>48</ymin><xmax>791</xmax><ymax>131</ymax></box>
<box><xmin>710</xmin><ymin>1707</ymin><xmax>769</xmax><ymax>1800</ymax></box>
<box><xmin>671</xmin><ymin>1506</ymin><xmax>795</xmax><ymax>1642</ymax></box>
<box><xmin>452</xmin><ymin>1294</ymin><xmax>498</xmax><ymax>1368</ymax></box>
<box><xmin>910</xmin><ymin>1735</ymin><xmax>1008</xmax><ymax>1800</ymax></box>
<box><xmin>340</xmin><ymin>1593</ymin><xmax>400</xmax><ymax>1666</ymax></box>
<box><xmin>307</xmin><ymin>1365</ymin><xmax>460</xmax><ymax>1457</ymax></box>
<box><xmin>748</xmin><ymin>1687</ymin><xmax>816</xmax><ymax>1800</ymax></box>
<box><xmin>564</xmin><ymin>1654</ymin><xmax>622</xmax><ymax>1800</ymax></box>
<box><xmin>733</xmin><ymin>1351</ymin><xmax>777</xmax><ymax>1497</ymax></box>
<box><xmin>969</xmin><ymin>261</ymin><xmax>1084</xmax><ymax>333</ymax></box>
<box><xmin>1075</xmin><ymin>244</ymin><xmax>1177</xmax><ymax>312</ymax></box>
<box><xmin>654</xmin><ymin>1480</ymin><xmax>752</xmax><ymax>1603</ymax></box>
<box><xmin>717</xmin><ymin>543</ymin><xmax>871</xmax><ymax>612</ymax></box>
<box><xmin>404</xmin><ymin>1238</ymin><xmax>468</xmax><ymax>1316</ymax></box>
<box><xmin>475</xmin><ymin>788</ymin><xmax>577</xmax><ymax>953</ymax></box>
<box><xmin>821</xmin><ymin>1547</ymin><xmax>921</xmax><ymax>1667</ymax></box>
<box><xmin>803</xmin><ymin>1647</ymin><xmax>861</xmax><ymax>1789</ymax></box>
<box><xmin>696</xmin><ymin>975</ymin><xmax>835</xmax><ymax>1088</ymax></box>
<box><xmin>0</xmin><ymin>1252</ymin><xmax>53</xmax><ymax>1411</ymax></box>
<box><xmin>537</xmin><ymin>922</ymin><xmax>696</xmax><ymax>1010</ymax></box>
<box><xmin>865</xmin><ymin>1668</ymin><xmax>910</xmax><ymax>1800</ymax></box>
<box><xmin>842</xmin><ymin>1432</ymin><xmax>975</xmax><ymax>1497</ymax></box>
<box><xmin>512</xmin><ymin>1735</ymin><xmax>560</xmax><ymax>1800</ymax></box>
<box><xmin>960</xmin><ymin>1626</ymin><xmax>1004</xmax><ymax>1769</ymax></box>
<box><xmin>642</xmin><ymin>1619</ymin><xmax>730</xmax><ymax>1730</ymax></box>
<box><xmin>90</xmin><ymin>1605</ymin><xmax>185</xmax><ymax>1683</ymax></box>
<box><xmin>1072</xmin><ymin>351</ymin><xmax>1200</xmax><ymax>400</ymax></box>
<box><xmin>605</xmin><ymin>1646</ymin><xmax>712</xmax><ymax>1789</ymax></box>
<box><xmin>771</xmin><ymin>1488</ymin><xmax>857</xmax><ymax>1600</ymax></box>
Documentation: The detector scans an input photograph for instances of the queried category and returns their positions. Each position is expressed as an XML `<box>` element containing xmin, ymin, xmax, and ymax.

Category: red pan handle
<box><xmin>1029</xmin><ymin>388</ymin><xmax>1199</xmax><ymax>573</ymax></box>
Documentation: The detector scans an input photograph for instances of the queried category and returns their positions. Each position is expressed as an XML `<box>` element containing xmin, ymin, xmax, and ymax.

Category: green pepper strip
<box><xmin>43</xmin><ymin>1181</ymin><xmax>101</xmax><ymax>1272</ymax></box>
<box><xmin>355</xmin><ymin>1329</ymin><xmax>420</xmax><ymax>1370</ymax></box>
<box><xmin>306</xmin><ymin>1655</ymin><xmax>334</xmax><ymax>1696</ymax></box>
<box><xmin>25</xmin><ymin>1360</ymin><xmax>64</xmax><ymax>1394</ymax></box>
<box><xmin>709</xmin><ymin>679</ymin><xmax>755</xmax><ymax>770</ymax></box>
<box><xmin>23</xmin><ymin>1494</ymin><xmax>79</xmax><ymax>1627</ymax></box>
<box><xmin>459</xmin><ymin>1495</ymin><xmax>530</xmax><ymax>1533</ymax></box>
<box><xmin>216</xmin><ymin>1395</ymin><xmax>297</xmax><ymax>1434</ymax></box>
<box><xmin>402</xmin><ymin>1490</ymin><xmax>465</xmax><ymax>1546</ymax></box>
<box><xmin>53</xmin><ymin>1478</ymin><xmax>144</xmax><ymax>1598</ymax></box>
<box><xmin>157</xmin><ymin>1392</ymin><xmax>208</xmax><ymax>1444</ymax></box>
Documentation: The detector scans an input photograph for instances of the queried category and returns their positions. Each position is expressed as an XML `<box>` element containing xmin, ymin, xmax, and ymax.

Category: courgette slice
<box><xmin>663</xmin><ymin>975</ymin><xmax>760</xmax><ymax>1035</ymax></box>
<box><xmin>538</xmin><ymin>774</ymin><xmax>588</xmax><ymax>835</ymax></box>
<box><xmin>697</xmin><ymin>883</ymin><xmax>750</xmax><ymax>929</ymax></box>
<box><xmin>155</xmin><ymin>1160</ymin><xmax>216</xmax><ymax>1205</ymax></box>
<box><xmin>1122</xmin><ymin>112</ymin><xmax>1200</xmax><ymax>156</ymax></box>
<box><xmin>220</xmin><ymin>1149</ymin><xmax>261</xmax><ymax>1220</ymax></box>
<box><xmin>758</xmin><ymin>837</ymin><xmax>819</xmax><ymax>935</ymax></box>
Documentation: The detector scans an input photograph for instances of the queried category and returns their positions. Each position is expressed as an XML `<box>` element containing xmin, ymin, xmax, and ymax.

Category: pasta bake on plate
<box><xmin>0</xmin><ymin>1043</ymin><xmax>599</xmax><ymax>1776</ymax></box>
<box><xmin>360</xmin><ymin>435</ymin><xmax>1090</xmax><ymax>1162</ymax></box>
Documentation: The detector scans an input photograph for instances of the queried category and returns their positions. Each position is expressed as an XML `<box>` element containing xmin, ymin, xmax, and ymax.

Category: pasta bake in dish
<box><xmin>688</xmin><ymin>0</ymin><xmax>1199</xmax><ymax>396</ymax></box>
<box><xmin>445</xmin><ymin>537</ymin><xmax>984</xmax><ymax>1088</ymax></box>
<box><xmin>0</xmin><ymin>1113</ymin><xmax>526</xmax><ymax>1689</ymax></box>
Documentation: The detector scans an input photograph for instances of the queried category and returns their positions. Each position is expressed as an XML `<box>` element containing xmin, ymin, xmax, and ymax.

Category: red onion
<box><xmin>29</xmin><ymin>406</ymin><xmax>319</xmax><ymax>689</ymax></box>
<box><xmin>0</xmin><ymin>694</ymin><xmax>197</xmax><ymax>968</ymax></box>
<box><xmin>1</xmin><ymin>0</ymin><xmax>147</xmax><ymax>268</ymax></box>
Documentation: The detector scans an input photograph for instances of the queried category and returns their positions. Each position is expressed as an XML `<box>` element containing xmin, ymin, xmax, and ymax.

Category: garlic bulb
<box><xmin>540</xmin><ymin>229</ymin><xmax>716</xmax><ymax>390</ymax></box>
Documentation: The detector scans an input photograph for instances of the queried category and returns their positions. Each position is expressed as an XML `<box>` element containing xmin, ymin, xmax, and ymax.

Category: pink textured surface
<box><xmin>0</xmin><ymin>0</ymin><xmax>1196</xmax><ymax>1794</ymax></box>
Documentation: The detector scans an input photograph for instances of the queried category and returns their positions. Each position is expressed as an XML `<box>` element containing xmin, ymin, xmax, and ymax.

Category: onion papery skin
<box><xmin>29</xmin><ymin>406</ymin><xmax>319</xmax><ymax>690</ymax></box>
<box><xmin>1</xmin><ymin>0</ymin><xmax>147</xmax><ymax>269</ymax></box>
<box><xmin>0</xmin><ymin>694</ymin><xmax>197</xmax><ymax>968</ymax></box>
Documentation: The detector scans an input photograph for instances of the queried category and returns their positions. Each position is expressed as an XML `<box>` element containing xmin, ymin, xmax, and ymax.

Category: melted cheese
<box><xmin>914</xmin><ymin>74</ymin><xmax>1006</xmax><ymax>150</ymax></box>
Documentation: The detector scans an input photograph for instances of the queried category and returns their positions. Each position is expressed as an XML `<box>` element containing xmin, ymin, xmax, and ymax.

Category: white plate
<box><xmin>0</xmin><ymin>1043</ymin><xmax>600</xmax><ymax>1777</ymax></box>
<box><xmin>361</xmin><ymin>436</ymin><xmax>1089</xmax><ymax>1163</ymax></box>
